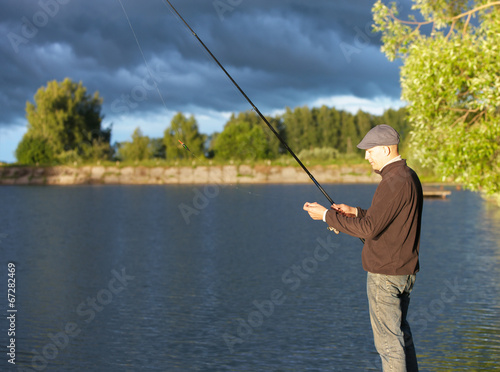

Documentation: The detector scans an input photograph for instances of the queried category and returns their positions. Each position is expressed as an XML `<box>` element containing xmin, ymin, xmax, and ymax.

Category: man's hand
<box><xmin>303</xmin><ymin>202</ymin><xmax>328</xmax><ymax>220</ymax></box>
<box><xmin>331</xmin><ymin>203</ymin><xmax>357</xmax><ymax>218</ymax></box>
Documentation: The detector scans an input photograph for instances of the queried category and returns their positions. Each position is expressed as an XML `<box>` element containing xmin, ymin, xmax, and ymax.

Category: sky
<box><xmin>0</xmin><ymin>0</ymin><xmax>409</xmax><ymax>163</ymax></box>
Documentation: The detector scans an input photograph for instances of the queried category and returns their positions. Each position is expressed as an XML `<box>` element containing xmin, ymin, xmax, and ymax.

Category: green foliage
<box><xmin>17</xmin><ymin>78</ymin><xmax>111</xmax><ymax>164</ymax></box>
<box><xmin>283</xmin><ymin>106</ymin><xmax>316</xmax><ymax>151</ymax></box>
<box><xmin>164</xmin><ymin>113</ymin><xmax>206</xmax><ymax>159</ymax></box>
<box><xmin>208</xmin><ymin>106</ymin><xmax>409</xmax><ymax>162</ymax></box>
<box><xmin>212</xmin><ymin>114</ymin><xmax>271</xmax><ymax>161</ymax></box>
<box><xmin>283</xmin><ymin>105</ymin><xmax>408</xmax><ymax>154</ymax></box>
<box><xmin>150</xmin><ymin>138</ymin><xmax>166</xmax><ymax>159</ymax></box>
<box><xmin>15</xmin><ymin>134</ymin><xmax>55</xmax><ymax>165</ymax></box>
<box><xmin>373</xmin><ymin>0</ymin><xmax>500</xmax><ymax>197</ymax></box>
<box><xmin>118</xmin><ymin>127</ymin><xmax>154</xmax><ymax>162</ymax></box>
<box><xmin>234</xmin><ymin>111</ymin><xmax>284</xmax><ymax>158</ymax></box>
<box><xmin>298</xmin><ymin>147</ymin><xmax>340</xmax><ymax>161</ymax></box>
<box><xmin>15</xmin><ymin>78</ymin><xmax>414</xmax><ymax>168</ymax></box>
<box><xmin>210</xmin><ymin>111</ymin><xmax>284</xmax><ymax>161</ymax></box>
<box><xmin>80</xmin><ymin>138</ymin><xmax>114</xmax><ymax>163</ymax></box>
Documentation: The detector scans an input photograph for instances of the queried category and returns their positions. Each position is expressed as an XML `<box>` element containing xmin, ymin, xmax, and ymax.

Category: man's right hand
<box><xmin>331</xmin><ymin>203</ymin><xmax>357</xmax><ymax>218</ymax></box>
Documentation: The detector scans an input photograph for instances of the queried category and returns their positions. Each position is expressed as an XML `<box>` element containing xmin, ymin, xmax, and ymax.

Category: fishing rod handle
<box><xmin>328</xmin><ymin>226</ymin><xmax>340</xmax><ymax>234</ymax></box>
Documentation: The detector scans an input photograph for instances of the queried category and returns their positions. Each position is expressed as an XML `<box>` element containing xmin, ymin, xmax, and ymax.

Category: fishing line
<box><xmin>117</xmin><ymin>0</ymin><xmax>168</xmax><ymax>110</ymax></box>
<box><xmin>116</xmin><ymin>0</ymin><xmax>272</xmax><ymax>203</ymax></box>
<box><xmin>120</xmin><ymin>1</ymin><xmax>362</xmax><ymax>239</ymax></box>
<box><xmin>162</xmin><ymin>0</ymin><xmax>347</xmax><ymax>236</ymax></box>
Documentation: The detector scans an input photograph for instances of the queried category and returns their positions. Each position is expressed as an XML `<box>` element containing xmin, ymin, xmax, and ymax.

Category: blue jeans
<box><xmin>367</xmin><ymin>272</ymin><xmax>418</xmax><ymax>372</ymax></box>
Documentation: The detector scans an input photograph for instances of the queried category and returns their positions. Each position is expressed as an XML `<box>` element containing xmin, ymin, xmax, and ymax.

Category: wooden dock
<box><xmin>423</xmin><ymin>188</ymin><xmax>452</xmax><ymax>199</ymax></box>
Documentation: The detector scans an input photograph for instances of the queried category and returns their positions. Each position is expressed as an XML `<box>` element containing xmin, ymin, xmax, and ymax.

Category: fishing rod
<box><xmin>165</xmin><ymin>0</ymin><xmax>350</xmax><ymax>237</ymax></box>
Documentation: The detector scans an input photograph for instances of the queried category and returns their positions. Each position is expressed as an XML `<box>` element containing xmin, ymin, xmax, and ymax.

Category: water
<box><xmin>0</xmin><ymin>184</ymin><xmax>499</xmax><ymax>371</ymax></box>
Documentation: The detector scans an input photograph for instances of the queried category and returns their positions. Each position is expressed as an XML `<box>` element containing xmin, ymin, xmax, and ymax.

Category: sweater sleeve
<box><xmin>325</xmin><ymin>180</ymin><xmax>408</xmax><ymax>239</ymax></box>
<box><xmin>357</xmin><ymin>207</ymin><xmax>367</xmax><ymax>218</ymax></box>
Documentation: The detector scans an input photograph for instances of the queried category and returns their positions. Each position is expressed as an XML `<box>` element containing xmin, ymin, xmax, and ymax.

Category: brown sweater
<box><xmin>325</xmin><ymin>160</ymin><xmax>423</xmax><ymax>275</ymax></box>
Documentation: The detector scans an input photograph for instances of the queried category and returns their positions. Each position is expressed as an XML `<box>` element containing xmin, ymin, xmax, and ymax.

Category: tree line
<box><xmin>15</xmin><ymin>78</ymin><xmax>409</xmax><ymax>165</ymax></box>
<box><xmin>12</xmin><ymin>0</ymin><xmax>500</xmax><ymax>203</ymax></box>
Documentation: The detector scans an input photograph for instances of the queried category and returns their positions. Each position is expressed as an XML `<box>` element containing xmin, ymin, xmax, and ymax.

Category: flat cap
<box><xmin>357</xmin><ymin>124</ymin><xmax>400</xmax><ymax>150</ymax></box>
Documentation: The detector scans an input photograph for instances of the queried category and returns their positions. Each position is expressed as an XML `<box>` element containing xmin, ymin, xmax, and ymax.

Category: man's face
<box><xmin>365</xmin><ymin>146</ymin><xmax>387</xmax><ymax>171</ymax></box>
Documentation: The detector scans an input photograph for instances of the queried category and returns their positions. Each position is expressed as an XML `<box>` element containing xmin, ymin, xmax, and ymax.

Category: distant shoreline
<box><xmin>0</xmin><ymin>164</ymin><xmax>381</xmax><ymax>185</ymax></box>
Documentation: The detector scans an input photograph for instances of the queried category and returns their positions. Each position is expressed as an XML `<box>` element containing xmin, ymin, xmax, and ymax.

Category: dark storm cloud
<box><xmin>0</xmin><ymin>0</ymin><xmax>408</xmax><ymax>130</ymax></box>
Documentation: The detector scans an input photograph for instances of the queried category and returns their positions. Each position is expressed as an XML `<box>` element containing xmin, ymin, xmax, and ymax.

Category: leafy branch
<box><xmin>373</xmin><ymin>0</ymin><xmax>500</xmax><ymax>199</ymax></box>
<box><xmin>373</xmin><ymin>0</ymin><xmax>500</xmax><ymax>60</ymax></box>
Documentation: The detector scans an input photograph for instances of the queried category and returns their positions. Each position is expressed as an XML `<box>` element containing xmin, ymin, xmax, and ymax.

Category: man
<box><xmin>303</xmin><ymin>124</ymin><xmax>423</xmax><ymax>372</ymax></box>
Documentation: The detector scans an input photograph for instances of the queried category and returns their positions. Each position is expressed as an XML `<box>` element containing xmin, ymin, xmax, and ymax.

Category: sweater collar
<box><xmin>379</xmin><ymin>155</ymin><xmax>402</xmax><ymax>172</ymax></box>
<box><xmin>375</xmin><ymin>157</ymin><xmax>405</xmax><ymax>176</ymax></box>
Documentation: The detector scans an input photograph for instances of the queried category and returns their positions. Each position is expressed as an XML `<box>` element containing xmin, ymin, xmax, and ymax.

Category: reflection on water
<box><xmin>0</xmin><ymin>184</ymin><xmax>499</xmax><ymax>371</ymax></box>
<box><xmin>414</xmin><ymin>189</ymin><xmax>500</xmax><ymax>371</ymax></box>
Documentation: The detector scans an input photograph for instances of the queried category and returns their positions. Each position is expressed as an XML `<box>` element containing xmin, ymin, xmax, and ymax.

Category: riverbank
<box><xmin>0</xmin><ymin>164</ymin><xmax>380</xmax><ymax>185</ymax></box>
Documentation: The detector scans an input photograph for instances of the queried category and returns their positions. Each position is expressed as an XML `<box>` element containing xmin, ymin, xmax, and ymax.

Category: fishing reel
<box><xmin>327</xmin><ymin>226</ymin><xmax>340</xmax><ymax>234</ymax></box>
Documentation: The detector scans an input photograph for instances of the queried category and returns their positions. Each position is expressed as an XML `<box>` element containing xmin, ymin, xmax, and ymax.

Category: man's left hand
<box><xmin>303</xmin><ymin>202</ymin><xmax>328</xmax><ymax>220</ymax></box>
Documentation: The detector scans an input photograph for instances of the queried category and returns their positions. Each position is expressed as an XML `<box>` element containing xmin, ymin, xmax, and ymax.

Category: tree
<box><xmin>213</xmin><ymin>111</ymin><xmax>283</xmax><ymax>160</ymax></box>
<box><xmin>164</xmin><ymin>113</ymin><xmax>206</xmax><ymax>160</ymax></box>
<box><xmin>15</xmin><ymin>135</ymin><xmax>55</xmax><ymax>165</ymax></box>
<box><xmin>340</xmin><ymin>111</ymin><xmax>357</xmax><ymax>154</ymax></box>
<box><xmin>283</xmin><ymin>107</ymin><xmax>305</xmax><ymax>152</ymax></box>
<box><xmin>17</xmin><ymin>78</ymin><xmax>111</xmax><ymax>163</ymax></box>
<box><xmin>376</xmin><ymin>107</ymin><xmax>410</xmax><ymax>154</ymax></box>
<box><xmin>379</xmin><ymin>107</ymin><xmax>409</xmax><ymax>140</ymax></box>
<box><xmin>265</xmin><ymin>115</ymin><xmax>285</xmax><ymax>158</ymax></box>
<box><xmin>118</xmin><ymin>127</ymin><xmax>154</xmax><ymax>162</ymax></box>
<box><xmin>212</xmin><ymin>113</ymin><xmax>271</xmax><ymax>161</ymax></box>
<box><xmin>355</xmin><ymin>109</ymin><xmax>374</xmax><ymax>142</ymax></box>
<box><xmin>150</xmin><ymin>138</ymin><xmax>166</xmax><ymax>159</ymax></box>
<box><xmin>283</xmin><ymin>106</ymin><xmax>316</xmax><ymax>152</ymax></box>
<box><xmin>373</xmin><ymin>0</ymin><xmax>500</xmax><ymax>198</ymax></box>
<box><xmin>313</xmin><ymin>105</ymin><xmax>341</xmax><ymax>149</ymax></box>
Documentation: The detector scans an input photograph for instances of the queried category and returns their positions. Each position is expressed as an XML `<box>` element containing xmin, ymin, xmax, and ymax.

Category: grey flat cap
<box><xmin>357</xmin><ymin>124</ymin><xmax>400</xmax><ymax>150</ymax></box>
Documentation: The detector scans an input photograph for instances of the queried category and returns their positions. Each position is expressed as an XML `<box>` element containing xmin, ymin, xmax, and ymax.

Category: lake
<box><xmin>1</xmin><ymin>184</ymin><xmax>499</xmax><ymax>371</ymax></box>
